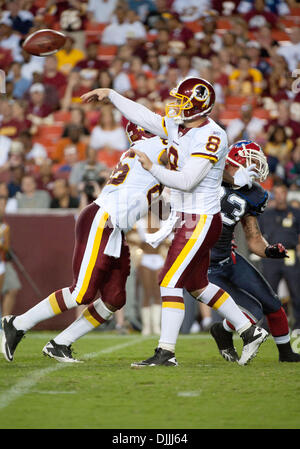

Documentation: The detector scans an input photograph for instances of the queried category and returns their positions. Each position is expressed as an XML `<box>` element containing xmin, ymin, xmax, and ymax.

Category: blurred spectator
<box><xmin>74</xmin><ymin>40</ymin><xmax>107</xmax><ymax>73</ymax></box>
<box><xmin>55</xmin><ymin>35</ymin><xmax>85</xmax><ymax>75</ymax></box>
<box><xmin>0</xmin><ymin>99</ymin><xmax>26</xmax><ymax>139</ymax></box>
<box><xmin>267</xmin><ymin>55</ymin><xmax>289</xmax><ymax>100</ymax></box>
<box><xmin>98</xmin><ymin>69</ymin><xmax>113</xmax><ymax>89</ymax></box>
<box><xmin>238</xmin><ymin>0</ymin><xmax>290</xmax><ymax>15</ymax></box>
<box><xmin>241</xmin><ymin>0</ymin><xmax>279</xmax><ymax>31</ymax></box>
<box><xmin>101</xmin><ymin>5</ymin><xmax>132</xmax><ymax>46</ymax></box>
<box><xmin>143</xmin><ymin>47</ymin><xmax>166</xmax><ymax>77</ymax></box>
<box><xmin>55</xmin><ymin>144</ymin><xmax>80</xmax><ymax>176</ymax></box>
<box><xmin>127</xmin><ymin>0</ymin><xmax>156</xmax><ymax>21</ymax></box>
<box><xmin>16</xmin><ymin>174</ymin><xmax>51</xmax><ymax>209</ymax></box>
<box><xmin>285</xmin><ymin>139</ymin><xmax>300</xmax><ymax>188</ymax></box>
<box><xmin>226</xmin><ymin>104</ymin><xmax>265</xmax><ymax>144</ymax></box>
<box><xmin>264</xmin><ymin>125</ymin><xmax>294</xmax><ymax>165</ymax></box>
<box><xmin>69</xmin><ymin>147</ymin><xmax>108</xmax><ymax>197</ymax></box>
<box><xmin>26</xmin><ymin>83</ymin><xmax>53</xmax><ymax>123</ymax></box>
<box><xmin>246</xmin><ymin>40</ymin><xmax>271</xmax><ymax>77</ymax></box>
<box><xmin>35</xmin><ymin>158</ymin><xmax>55</xmax><ymax>197</ymax></box>
<box><xmin>18</xmin><ymin>130</ymin><xmax>48</xmax><ymax>166</ymax></box>
<box><xmin>1</xmin><ymin>0</ymin><xmax>34</xmax><ymax>35</ymax></box>
<box><xmin>42</xmin><ymin>55</ymin><xmax>68</xmax><ymax>101</ymax></box>
<box><xmin>277</xmin><ymin>28</ymin><xmax>300</xmax><ymax>72</ymax></box>
<box><xmin>7</xmin><ymin>163</ymin><xmax>25</xmax><ymax>199</ymax></box>
<box><xmin>255</xmin><ymin>24</ymin><xmax>279</xmax><ymax>59</ymax></box>
<box><xmin>229</xmin><ymin>55</ymin><xmax>263</xmax><ymax>96</ymax></box>
<box><xmin>263</xmin><ymin>100</ymin><xmax>300</xmax><ymax>144</ymax></box>
<box><xmin>171</xmin><ymin>0</ymin><xmax>211</xmax><ymax>22</ymax></box>
<box><xmin>89</xmin><ymin>105</ymin><xmax>128</xmax><ymax>167</ymax></box>
<box><xmin>164</xmin><ymin>12</ymin><xmax>194</xmax><ymax>49</ymax></box>
<box><xmin>7</xmin><ymin>61</ymin><xmax>32</xmax><ymax>99</ymax></box>
<box><xmin>61</xmin><ymin>71</ymin><xmax>95</xmax><ymax>109</ymax></box>
<box><xmin>50</xmin><ymin>178</ymin><xmax>79</xmax><ymax>209</ymax></box>
<box><xmin>194</xmin><ymin>15</ymin><xmax>223</xmax><ymax>53</ymax></box>
<box><xmin>61</xmin><ymin>107</ymin><xmax>90</xmax><ymax>143</ymax></box>
<box><xmin>124</xmin><ymin>9</ymin><xmax>147</xmax><ymax>42</ymax></box>
<box><xmin>259</xmin><ymin>183</ymin><xmax>300</xmax><ymax>331</ymax></box>
<box><xmin>110</xmin><ymin>57</ymin><xmax>132</xmax><ymax>94</ymax></box>
<box><xmin>230</xmin><ymin>16</ymin><xmax>249</xmax><ymax>45</ymax></box>
<box><xmin>0</xmin><ymin>18</ymin><xmax>23</xmax><ymax>62</ymax></box>
<box><xmin>11</xmin><ymin>100</ymin><xmax>32</xmax><ymax>134</ymax></box>
<box><xmin>86</xmin><ymin>0</ymin><xmax>118</xmax><ymax>24</ymax></box>
<box><xmin>52</xmin><ymin>124</ymin><xmax>88</xmax><ymax>165</ymax></box>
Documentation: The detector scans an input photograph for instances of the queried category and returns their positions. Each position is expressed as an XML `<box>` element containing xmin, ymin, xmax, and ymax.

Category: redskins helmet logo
<box><xmin>193</xmin><ymin>84</ymin><xmax>210</xmax><ymax>108</ymax></box>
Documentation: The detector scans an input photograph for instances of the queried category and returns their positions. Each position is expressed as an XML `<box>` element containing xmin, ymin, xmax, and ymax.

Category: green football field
<box><xmin>0</xmin><ymin>331</ymin><xmax>299</xmax><ymax>430</ymax></box>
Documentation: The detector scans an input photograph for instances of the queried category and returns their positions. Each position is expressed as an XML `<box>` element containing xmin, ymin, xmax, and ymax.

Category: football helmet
<box><xmin>226</xmin><ymin>140</ymin><xmax>269</xmax><ymax>182</ymax></box>
<box><xmin>126</xmin><ymin>122</ymin><xmax>154</xmax><ymax>144</ymax></box>
<box><xmin>165</xmin><ymin>77</ymin><xmax>215</xmax><ymax>121</ymax></box>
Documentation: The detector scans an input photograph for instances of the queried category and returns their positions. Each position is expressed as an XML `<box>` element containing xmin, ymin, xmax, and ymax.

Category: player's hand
<box><xmin>134</xmin><ymin>150</ymin><xmax>153</xmax><ymax>171</ymax></box>
<box><xmin>233</xmin><ymin>164</ymin><xmax>259</xmax><ymax>188</ymax></box>
<box><xmin>265</xmin><ymin>243</ymin><xmax>289</xmax><ymax>258</ymax></box>
<box><xmin>80</xmin><ymin>88</ymin><xmax>111</xmax><ymax>103</ymax></box>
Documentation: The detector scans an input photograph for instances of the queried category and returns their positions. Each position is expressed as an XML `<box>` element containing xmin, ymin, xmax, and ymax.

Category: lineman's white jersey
<box><xmin>95</xmin><ymin>136</ymin><xmax>167</xmax><ymax>230</ymax></box>
<box><xmin>163</xmin><ymin>116</ymin><xmax>228</xmax><ymax>214</ymax></box>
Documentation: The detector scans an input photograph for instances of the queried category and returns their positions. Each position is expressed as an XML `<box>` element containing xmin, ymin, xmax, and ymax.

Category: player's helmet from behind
<box><xmin>226</xmin><ymin>140</ymin><xmax>269</xmax><ymax>182</ymax></box>
<box><xmin>126</xmin><ymin>122</ymin><xmax>155</xmax><ymax>144</ymax></box>
<box><xmin>165</xmin><ymin>77</ymin><xmax>215</xmax><ymax>121</ymax></box>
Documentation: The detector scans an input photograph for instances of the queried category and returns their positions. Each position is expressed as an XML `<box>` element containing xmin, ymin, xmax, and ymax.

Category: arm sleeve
<box><xmin>109</xmin><ymin>90</ymin><xmax>167</xmax><ymax>138</ymax></box>
<box><xmin>149</xmin><ymin>156</ymin><xmax>212</xmax><ymax>192</ymax></box>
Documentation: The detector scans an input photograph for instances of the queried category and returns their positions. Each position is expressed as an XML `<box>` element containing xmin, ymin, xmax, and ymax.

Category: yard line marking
<box><xmin>0</xmin><ymin>338</ymin><xmax>143</xmax><ymax>411</ymax></box>
<box><xmin>177</xmin><ymin>390</ymin><xmax>202</xmax><ymax>397</ymax></box>
<box><xmin>25</xmin><ymin>333</ymin><xmax>215</xmax><ymax>340</ymax></box>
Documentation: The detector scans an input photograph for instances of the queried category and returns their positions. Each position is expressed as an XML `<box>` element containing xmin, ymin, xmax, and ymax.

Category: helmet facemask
<box><xmin>227</xmin><ymin>143</ymin><xmax>269</xmax><ymax>182</ymax></box>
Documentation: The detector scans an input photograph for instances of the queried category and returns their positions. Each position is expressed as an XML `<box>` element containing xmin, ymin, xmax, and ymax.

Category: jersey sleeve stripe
<box><xmin>162</xmin><ymin>117</ymin><xmax>168</xmax><ymax>136</ymax></box>
<box><xmin>191</xmin><ymin>153</ymin><xmax>218</xmax><ymax>163</ymax></box>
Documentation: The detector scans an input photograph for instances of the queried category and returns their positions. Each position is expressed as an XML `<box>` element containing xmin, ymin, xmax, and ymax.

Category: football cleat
<box><xmin>1</xmin><ymin>315</ymin><xmax>25</xmax><ymax>362</ymax></box>
<box><xmin>42</xmin><ymin>340</ymin><xmax>82</xmax><ymax>363</ymax></box>
<box><xmin>279</xmin><ymin>352</ymin><xmax>300</xmax><ymax>362</ymax></box>
<box><xmin>131</xmin><ymin>347</ymin><xmax>178</xmax><ymax>368</ymax></box>
<box><xmin>238</xmin><ymin>324</ymin><xmax>269</xmax><ymax>366</ymax></box>
<box><xmin>210</xmin><ymin>322</ymin><xmax>239</xmax><ymax>362</ymax></box>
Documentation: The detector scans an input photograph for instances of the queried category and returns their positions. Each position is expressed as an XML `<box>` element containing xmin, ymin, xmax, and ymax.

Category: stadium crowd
<box><xmin>0</xmin><ymin>0</ymin><xmax>300</xmax><ymax>333</ymax></box>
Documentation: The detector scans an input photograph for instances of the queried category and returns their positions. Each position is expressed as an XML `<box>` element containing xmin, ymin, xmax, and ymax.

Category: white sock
<box><xmin>223</xmin><ymin>318</ymin><xmax>234</xmax><ymax>333</ymax></box>
<box><xmin>54</xmin><ymin>298</ymin><xmax>114</xmax><ymax>346</ymax></box>
<box><xmin>14</xmin><ymin>288</ymin><xmax>77</xmax><ymax>332</ymax></box>
<box><xmin>54</xmin><ymin>315</ymin><xmax>94</xmax><ymax>346</ymax></box>
<box><xmin>158</xmin><ymin>287</ymin><xmax>184</xmax><ymax>352</ymax></box>
<box><xmin>198</xmin><ymin>283</ymin><xmax>250</xmax><ymax>334</ymax></box>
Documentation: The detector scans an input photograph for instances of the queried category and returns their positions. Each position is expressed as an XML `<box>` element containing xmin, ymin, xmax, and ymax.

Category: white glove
<box><xmin>233</xmin><ymin>164</ymin><xmax>259</xmax><ymax>188</ymax></box>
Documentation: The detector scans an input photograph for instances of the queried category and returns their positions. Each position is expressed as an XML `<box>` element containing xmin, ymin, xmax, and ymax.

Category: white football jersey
<box><xmin>163</xmin><ymin>116</ymin><xmax>228</xmax><ymax>214</ymax></box>
<box><xmin>95</xmin><ymin>136</ymin><xmax>167</xmax><ymax>230</ymax></box>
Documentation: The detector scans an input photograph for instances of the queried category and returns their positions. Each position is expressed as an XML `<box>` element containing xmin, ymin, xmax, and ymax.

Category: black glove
<box><xmin>265</xmin><ymin>243</ymin><xmax>288</xmax><ymax>258</ymax></box>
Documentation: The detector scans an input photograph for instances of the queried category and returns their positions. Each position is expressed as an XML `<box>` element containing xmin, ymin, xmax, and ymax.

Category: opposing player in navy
<box><xmin>209</xmin><ymin>140</ymin><xmax>300</xmax><ymax>363</ymax></box>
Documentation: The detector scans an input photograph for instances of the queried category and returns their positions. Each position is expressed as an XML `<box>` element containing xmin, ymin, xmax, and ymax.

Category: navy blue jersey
<box><xmin>210</xmin><ymin>182</ymin><xmax>269</xmax><ymax>263</ymax></box>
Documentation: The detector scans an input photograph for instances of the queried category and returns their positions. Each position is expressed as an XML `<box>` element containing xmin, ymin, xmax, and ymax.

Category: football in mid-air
<box><xmin>22</xmin><ymin>29</ymin><xmax>66</xmax><ymax>57</ymax></box>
